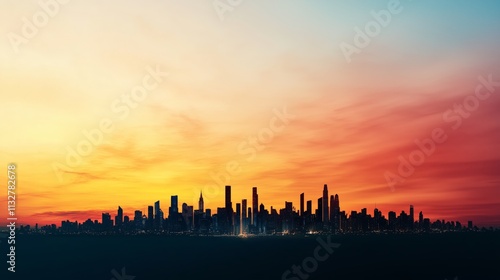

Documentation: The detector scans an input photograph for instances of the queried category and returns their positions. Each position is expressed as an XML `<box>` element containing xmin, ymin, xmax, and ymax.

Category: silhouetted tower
<box><xmin>236</xmin><ymin>202</ymin><xmax>241</xmax><ymax>235</ymax></box>
<box><xmin>199</xmin><ymin>192</ymin><xmax>204</xmax><ymax>212</ymax></box>
<box><xmin>374</xmin><ymin>208</ymin><xmax>381</xmax><ymax>230</ymax></box>
<box><xmin>252</xmin><ymin>187</ymin><xmax>258</xmax><ymax>225</ymax></box>
<box><xmin>116</xmin><ymin>206</ymin><xmax>123</xmax><ymax>227</ymax></box>
<box><xmin>409</xmin><ymin>205</ymin><xmax>414</xmax><ymax>229</ymax></box>
<box><xmin>102</xmin><ymin>213</ymin><xmax>112</xmax><ymax>230</ymax></box>
<box><xmin>306</xmin><ymin>200</ymin><xmax>312</xmax><ymax>215</ymax></box>
<box><xmin>242</xmin><ymin>199</ymin><xmax>247</xmax><ymax>233</ymax></box>
<box><xmin>248</xmin><ymin>207</ymin><xmax>252</xmax><ymax>227</ymax></box>
<box><xmin>329</xmin><ymin>195</ymin><xmax>334</xmax><ymax>223</ymax></box>
<box><xmin>224</xmin><ymin>185</ymin><xmax>233</xmax><ymax>234</ymax></box>
<box><xmin>259</xmin><ymin>203</ymin><xmax>266</xmax><ymax>233</ymax></box>
<box><xmin>154</xmin><ymin>201</ymin><xmax>162</xmax><ymax>229</ymax></box>
<box><xmin>225</xmin><ymin>185</ymin><xmax>233</xmax><ymax>220</ymax></box>
<box><xmin>147</xmin><ymin>206</ymin><xmax>154</xmax><ymax>229</ymax></box>
<box><xmin>388</xmin><ymin>211</ymin><xmax>397</xmax><ymax>230</ymax></box>
<box><xmin>300</xmin><ymin>193</ymin><xmax>304</xmax><ymax>217</ymax></box>
<box><xmin>317</xmin><ymin>197</ymin><xmax>323</xmax><ymax>222</ymax></box>
<box><xmin>322</xmin><ymin>184</ymin><xmax>329</xmax><ymax>224</ymax></box>
<box><xmin>419</xmin><ymin>211</ymin><xmax>423</xmax><ymax>228</ymax></box>
<box><xmin>170</xmin><ymin>195</ymin><xmax>179</xmax><ymax>218</ymax></box>
<box><xmin>333</xmin><ymin>194</ymin><xmax>340</xmax><ymax>231</ymax></box>
<box><xmin>225</xmin><ymin>186</ymin><xmax>232</xmax><ymax>213</ymax></box>
<box><xmin>134</xmin><ymin>210</ymin><xmax>142</xmax><ymax>229</ymax></box>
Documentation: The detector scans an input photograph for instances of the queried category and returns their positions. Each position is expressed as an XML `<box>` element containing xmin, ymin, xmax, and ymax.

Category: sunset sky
<box><xmin>1</xmin><ymin>0</ymin><xmax>500</xmax><ymax>227</ymax></box>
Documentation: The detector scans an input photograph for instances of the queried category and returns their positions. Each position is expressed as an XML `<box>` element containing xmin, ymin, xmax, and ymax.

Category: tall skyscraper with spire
<box><xmin>198</xmin><ymin>192</ymin><xmax>204</xmax><ymax>212</ymax></box>
<box><xmin>322</xmin><ymin>184</ymin><xmax>329</xmax><ymax>224</ymax></box>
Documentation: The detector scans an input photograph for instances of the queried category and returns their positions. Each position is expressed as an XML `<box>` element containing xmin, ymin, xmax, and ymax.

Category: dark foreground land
<box><xmin>1</xmin><ymin>232</ymin><xmax>499</xmax><ymax>280</ymax></box>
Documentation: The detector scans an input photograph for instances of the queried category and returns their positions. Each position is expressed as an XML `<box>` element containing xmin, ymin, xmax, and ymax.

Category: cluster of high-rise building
<box><xmin>24</xmin><ymin>184</ymin><xmax>476</xmax><ymax>235</ymax></box>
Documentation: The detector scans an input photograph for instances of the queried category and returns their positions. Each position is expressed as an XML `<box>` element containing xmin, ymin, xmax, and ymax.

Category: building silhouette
<box><xmin>242</xmin><ymin>199</ymin><xmax>247</xmax><ymax>233</ymax></box>
<box><xmin>115</xmin><ymin>206</ymin><xmax>123</xmax><ymax>228</ymax></box>
<box><xmin>322</xmin><ymin>184</ymin><xmax>329</xmax><ymax>225</ymax></box>
<box><xmin>199</xmin><ymin>192</ymin><xmax>204</xmax><ymax>212</ymax></box>
<box><xmin>252</xmin><ymin>187</ymin><xmax>258</xmax><ymax>226</ymax></box>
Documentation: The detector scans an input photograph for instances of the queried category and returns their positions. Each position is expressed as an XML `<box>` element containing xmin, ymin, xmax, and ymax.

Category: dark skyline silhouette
<box><xmin>17</xmin><ymin>184</ymin><xmax>490</xmax><ymax>235</ymax></box>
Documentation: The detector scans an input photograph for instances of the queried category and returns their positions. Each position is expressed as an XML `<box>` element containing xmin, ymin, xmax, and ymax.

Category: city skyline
<box><xmin>2</xmin><ymin>2</ymin><xmax>500</xmax><ymax>279</ymax></box>
<box><xmin>18</xmin><ymin>184</ymin><xmax>492</xmax><ymax>231</ymax></box>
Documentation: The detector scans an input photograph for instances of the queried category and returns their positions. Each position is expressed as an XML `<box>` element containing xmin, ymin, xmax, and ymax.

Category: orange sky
<box><xmin>1</xmin><ymin>1</ymin><xmax>499</xmax><ymax>227</ymax></box>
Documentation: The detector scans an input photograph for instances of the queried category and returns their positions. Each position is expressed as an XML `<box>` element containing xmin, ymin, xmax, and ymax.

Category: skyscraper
<box><xmin>225</xmin><ymin>185</ymin><xmax>232</xmax><ymax>215</ymax></box>
<box><xmin>154</xmin><ymin>200</ymin><xmax>161</xmax><ymax>229</ymax></box>
<box><xmin>317</xmin><ymin>197</ymin><xmax>322</xmax><ymax>222</ymax></box>
<box><xmin>252</xmin><ymin>187</ymin><xmax>258</xmax><ymax>225</ymax></box>
<box><xmin>322</xmin><ymin>184</ymin><xmax>329</xmax><ymax>224</ymax></box>
<box><xmin>236</xmin><ymin>202</ymin><xmax>241</xmax><ymax>235</ymax></box>
<box><xmin>329</xmin><ymin>195</ymin><xmax>334</xmax><ymax>223</ymax></box>
<box><xmin>134</xmin><ymin>210</ymin><xmax>142</xmax><ymax>229</ymax></box>
<box><xmin>242</xmin><ymin>199</ymin><xmax>247</xmax><ymax>220</ymax></box>
<box><xmin>242</xmin><ymin>199</ymin><xmax>247</xmax><ymax>233</ymax></box>
<box><xmin>410</xmin><ymin>205</ymin><xmax>414</xmax><ymax>229</ymax></box>
<box><xmin>116</xmin><ymin>206</ymin><xmax>123</xmax><ymax>227</ymax></box>
<box><xmin>306</xmin><ymin>200</ymin><xmax>312</xmax><ymax>215</ymax></box>
<box><xmin>181</xmin><ymin>203</ymin><xmax>193</xmax><ymax>229</ymax></box>
<box><xmin>300</xmin><ymin>193</ymin><xmax>304</xmax><ymax>217</ymax></box>
<box><xmin>199</xmin><ymin>192</ymin><xmax>204</xmax><ymax>212</ymax></box>
<box><xmin>225</xmin><ymin>185</ymin><xmax>233</xmax><ymax>233</ymax></box>
<box><xmin>333</xmin><ymin>194</ymin><xmax>340</xmax><ymax>231</ymax></box>
<box><xmin>147</xmin><ymin>205</ymin><xmax>154</xmax><ymax>229</ymax></box>
<box><xmin>102</xmin><ymin>212</ymin><xmax>112</xmax><ymax>230</ymax></box>
<box><xmin>388</xmin><ymin>211</ymin><xmax>397</xmax><ymax>230</ymax></box>
<box><xmin>154</xmin><ymin>201</ymin><xmax>161</xmax><ymax>219</ymax></box>
<box><xmin>170</xmin><ymin>195</ymin><xmax>178</xmax><ymax>217</ymax></box>
<box><xmin>419</xmin><ymin>211</ymin><xmax>424</xmax><ymax>228</ymax></box>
